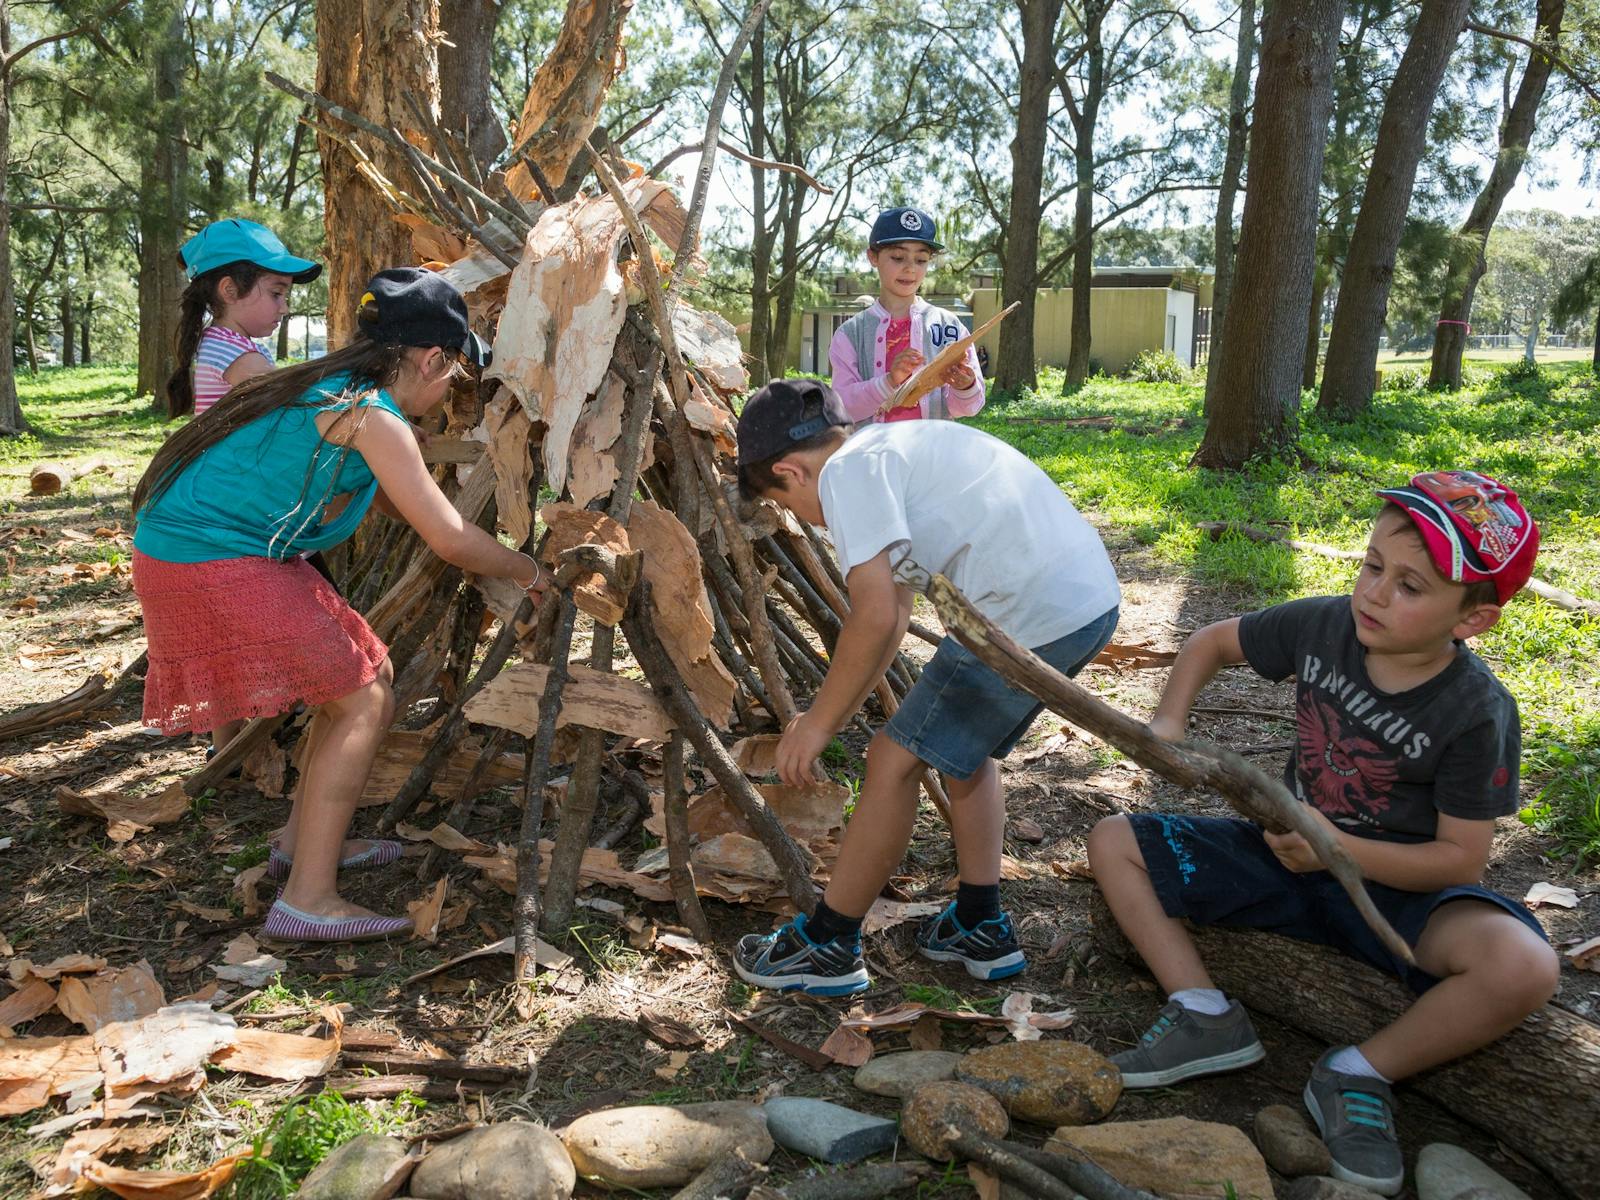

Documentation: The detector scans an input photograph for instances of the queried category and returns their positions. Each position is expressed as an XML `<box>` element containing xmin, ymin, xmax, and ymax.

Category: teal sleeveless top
<box><xmin>133</xmin><ymin>372</ymin><xmax>407</xmax><ymax>564</ymax></box>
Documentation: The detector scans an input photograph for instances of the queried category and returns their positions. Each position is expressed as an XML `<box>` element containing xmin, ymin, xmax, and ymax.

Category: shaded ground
<box><xmin>1</xmin><ymin>371</ymin><xmax>1596</xmax><ymax>1197</ymax></box>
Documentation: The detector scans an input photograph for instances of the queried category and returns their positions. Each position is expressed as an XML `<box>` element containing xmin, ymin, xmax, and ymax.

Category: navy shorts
<box><xmin>883</xmin><ymin>607</ymin><xmax>1119</xmax><ymax>781</ymax></box>
<box><xmin>1128</xmin><ymin>814</ymin><xmax>1548</xmax><ymax>993</ymax></box>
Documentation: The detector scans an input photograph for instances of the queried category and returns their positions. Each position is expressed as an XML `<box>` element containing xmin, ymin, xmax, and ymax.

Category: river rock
<box><xmin>1284</xmin><ymin>1177</ymin><xmax>1388</xmax><ymax>1200</ymax></box>
<box><xmin>853</xmin><ymin>1050</ymin><xmax>964</xmax><ymax>1098</ymax></box>
<box><xmin>1416</xmin><ymin>1144</ymin><xmax>1531</xmax><ymax>1200</ymax></box>
<box><xmin>408</xmin><ymin>1122</ymin><xmax>574</xmax><ymax>1200</ymax></box>
<box><xmin>1254</xmin><ymin>1104</ymin><xmax>1332</xmax><ymax>1177</ymax></box>
<box><xmin>763</xmin><ymin>1096</ymin><xmax>898</xmax><ymax>1164</ymax></box>
<box><xmin>1047</xmin><ymin>1116</ymin><xmax>1274</xmax><ymax>1200</ymax></box>
<box><xmin>900</xmin><ymin>1080</ymin><xmax>1009</xmax><ymax>1161</ymax></box>
<box><xmin>297</xmin><ymin>1134</ymin><xmax>411</xmax><ymax>1200</ymax></box>
<box><xmin>956</xmin><ymin>1040</ymin><xmax>1121</xmax><ymax>1126</ymax></box>
<box><xmin>560</xmin><ymin>1101</ymin><xmax>772</xmax><ymax>1189</ymax></box>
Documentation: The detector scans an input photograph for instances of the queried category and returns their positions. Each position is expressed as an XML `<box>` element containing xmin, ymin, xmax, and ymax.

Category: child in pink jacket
<box><xmin>829</xmin><ymin>207</ymin><xmax>986</xmax><ymax>423</ymax></box>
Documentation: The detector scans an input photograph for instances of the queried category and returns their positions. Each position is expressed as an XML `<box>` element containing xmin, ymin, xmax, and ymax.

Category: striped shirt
<box><xmin>193</xmin><ymin>326</ymin><xmax>270</xmax><ymax>414</ymax></box>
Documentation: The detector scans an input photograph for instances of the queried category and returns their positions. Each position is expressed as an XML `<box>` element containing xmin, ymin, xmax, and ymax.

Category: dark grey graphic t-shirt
<box><xmin>1237</xmin><ymin>596</ymin><xmax>1520</xmax><ymax>844</ymax></box>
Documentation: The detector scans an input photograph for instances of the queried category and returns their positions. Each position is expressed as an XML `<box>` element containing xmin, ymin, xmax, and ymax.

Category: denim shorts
<box><xmin>883</xmin><ymin>607</ymin><xmax>1119</xmax><ymax>780</ymax></box>
<box><xmin>1128</xmin><ymin>813</ymin><xmax>1547</xmax><ymax>993</ymax></box>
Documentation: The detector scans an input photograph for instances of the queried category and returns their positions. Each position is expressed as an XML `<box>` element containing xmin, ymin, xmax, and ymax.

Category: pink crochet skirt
<box><xmin>134</xmin><ymin>550</ymin><xmax>389</xmax><ymax>736</ymax></box>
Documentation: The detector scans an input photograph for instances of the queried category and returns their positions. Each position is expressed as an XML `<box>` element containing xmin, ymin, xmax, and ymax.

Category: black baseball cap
<box><xmin>735</xmin><ymin>378</ymin><xmax>851</xmax><ymax>466</ymax></box>
<box><xmin>869</xmin><ymin>206</ymin><xmax>943</xmax><ymax>250</ymax></box>
<box><xmin>356</xmin><ymin>267</ymin><xmax>491</xmax><ymax>367</ymax></box>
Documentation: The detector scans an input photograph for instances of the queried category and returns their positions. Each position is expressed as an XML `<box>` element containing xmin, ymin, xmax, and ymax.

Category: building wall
<box><xmin>1165</xmin><ymin>289</ymin><xmax>1196</xmax><ymax>367</ymax></box>
<box><xmin>971</xmin><ymin>287</ymin><xmax>1173</xmax><ymax>373</ymax></box>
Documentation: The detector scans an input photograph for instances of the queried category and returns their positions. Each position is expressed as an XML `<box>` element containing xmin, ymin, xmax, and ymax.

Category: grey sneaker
<box><xmin>1110</xmin><ymin>999</ymin><xmax>1266</xmax><ymax>1088</ymax></box>
<box><xmin>1303</xmin><ymin>1049</ymin><xmax>1404</xmax><ymax>1196</ymax></box>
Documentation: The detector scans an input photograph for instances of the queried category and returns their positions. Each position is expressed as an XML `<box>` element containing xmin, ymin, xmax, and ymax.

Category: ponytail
<box><xmin>164</xmin><ymin>260</ymin><xmax>268</xmax><ymax>420</ymax></box>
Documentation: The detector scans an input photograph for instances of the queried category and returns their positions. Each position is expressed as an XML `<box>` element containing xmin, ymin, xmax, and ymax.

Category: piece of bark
<box><xmin>1197</xmin><ymin>521</ymin><xmax>1599</xmax><ymax>617</ymax></box>
<box><xmin>917</xmin><ymin>570</ymin><xmax>1411</xmax><ymax>965</ymax></box>
<box><xmin>338</xmin><ymin>1051</ymin><xmax>523</xmax><ymax>1085</ymax></box>
<box><xmin>1089</xmin><ymin>892</ymin><xmax>1596</xmax><ymax>1196</ymax></box>
<box><xmin>465</xmin><ymin>660</ymin><xmax>673</xmax><ymax>742</ymax></box>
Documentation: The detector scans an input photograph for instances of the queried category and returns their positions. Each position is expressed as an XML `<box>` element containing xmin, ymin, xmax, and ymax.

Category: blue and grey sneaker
<box><xmin>732</xmin><ymin>913</ymin><xmax>870</xmax><ymax>997</ymax></box>
<box><xmin>1303</xmin><ymin>1048</ymin><xmax>1404</xmax><ymax>1196</ymax></box>
<box><xmin>914</xmin><ymin>903</ymin><xmax>1027</xmax><ymax>980</ymax></box>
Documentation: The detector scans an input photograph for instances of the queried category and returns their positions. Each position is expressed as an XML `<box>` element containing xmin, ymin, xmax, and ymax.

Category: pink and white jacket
<box><xmin>827</xmin><ymin>298</ymin><xmax>986</xmax><ymax>423</ymax></box>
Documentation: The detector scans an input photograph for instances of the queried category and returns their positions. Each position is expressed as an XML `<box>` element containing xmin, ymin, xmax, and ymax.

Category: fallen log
<box><xmin>746</xmin><ymin>1162</ymin><xmax>928</xmax><ymax>1200</ymax></box>
<box><xmin>337</xmin><ymin>1051</ymin><xmax>524</xmax><ymax>1086</ymax></box>
<box><xmin>28</xmin><ymin>456</ymin><xmax>112</xmax><ymax>496</ymax></box>
<box><xmin>1197</xmin><ymin>521</ymin><xmax>1600</xmax><ymax>617</ymax></box>
<box><xmin>1090</xmin><ymin>892</ymin><xmax>1598</xmax><ymax>1197</ymax></box>
<box><xmin>914</xmin><ymin>571</ymin><xmax>1412</xmax><ymax>965</ymax></box>
<box><xmin>0</xmin><ymin>651</ymin><xmax>145</xmax><ymax>743</ymax></box>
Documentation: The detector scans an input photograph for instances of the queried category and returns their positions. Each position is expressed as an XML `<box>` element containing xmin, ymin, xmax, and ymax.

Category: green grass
<box><xmin>978</xmin><ymin>363</ymin><xmax>1600</xmax><ymax>861</ymax></box>
<box><xmin>223</xmin><ymin>1090</ymin><xmax>425</xmax><ymax>1198</ymax></box>
<box><xmin>4</xmin><ymin>365</ymin><xmax>164</xmax><ymax>469</ymax></box>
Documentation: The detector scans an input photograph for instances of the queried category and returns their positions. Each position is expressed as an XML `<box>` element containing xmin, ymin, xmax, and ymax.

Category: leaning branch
<box><xmin>1466</xmin><ymin>20</ymin><xmax>1600</xmax><ymax>106</ymax></box>
<box><xmin>915</xmin><ymin>570</ymin><xmax>1414</xmax><ymax>965</ymax></box>
<box><xmin>649</xmin><ymin>139</ymin><xmax>832</xmax><ymax>195</ymax></box>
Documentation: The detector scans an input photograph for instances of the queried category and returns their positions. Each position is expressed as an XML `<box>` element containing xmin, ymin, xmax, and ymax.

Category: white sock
<box><xmin>1169</xmin><ymin>987</ymin><xmax>1230</xmax><ymax>1016</ymax></box>
<box><xmin>1327</xmin><ymin>1044</ymin><xmax>1390</xmax><ymax>1083</ymax></box>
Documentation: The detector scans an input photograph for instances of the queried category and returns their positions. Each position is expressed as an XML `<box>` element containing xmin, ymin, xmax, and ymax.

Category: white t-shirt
<box><xmin>818</xmin><ymin>422</ymin><xmax>1120</xmax><ymax>648</ymax></box>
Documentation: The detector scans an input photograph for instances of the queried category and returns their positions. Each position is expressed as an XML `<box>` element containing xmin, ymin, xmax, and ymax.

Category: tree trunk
<box><xmin>1523</xmin><ymin>317</ymin><xmax>1538</xmax><ymax>362</ymax></box>
<box><xmin>135</xmin><ymin>5</ymin><xmax>187</xmax><ymax>402</ymax></box>
<box><xmin>746</xmin><ymin>20</ymin><xmax>772</xmax><ymax>383</ymax></box>
<box><xmin>994</xmin><ymin>0</ymin><xmax>1065</xmax><ymax>398</ymax></box>
<box><xmin>1592</xmin><ymin>304</ymin><xmax>1599</xmax><ymax>370</ymax></box>
<box><xmin>1301</xmin><ymin>269</ymin><xmax>1325</xmax><ymax>390</ymax></box>
<box><xmin>60</xmin><ymin>289</ymin><xmax>75</xmax><ymax>367</ymax></box>
<box><xmin>1428</xmin><ymin>0</ymin><xmax>1565</xmax><ymax>390</ymax></box>
<box><xmin>1203</xmin><ymin>0</ymin><xmax>1256</xmax><ymax>416</ymax></box>
<box><xmin>1064</xmin><ymin>13</ymin><xmax>1103</xmax><ymax>390</ymax></box>
<box><xmin>79</xmin><ymin>295</ymin><xmax>90</xmax><ymax>365</ymax></box>
<box><xmin>23</xmin><ymin>226</ymin><xmax>65</xmax><ymax>376</ymax></box>
<box><xmin>0</xmin><ymin>1</ymin><xmax>21</xmax><ymax>434</ymax></box>
<box><xmin>1090</xmin><ymin>893</ymin><xmax>1597</xmax><ymax>1199</ymax></box>
<box><xmin>316</xmin><ymin>0</ymin><xmax>442</xmax><ymax>348</ymax></box>
<box><xmin>438</xmin><ymin>0</ymin><xmax>505</xmax><ymax>169</ymax></box>
<box><xmin>1318</xmin><ymin>0</ymin><xmax>1473</xmax><ymax>416</ymax></box>
<box><xmin>1194</xmin><ymin>0</ymin><xmax>1344</xmax><ymax>470</ymax></box>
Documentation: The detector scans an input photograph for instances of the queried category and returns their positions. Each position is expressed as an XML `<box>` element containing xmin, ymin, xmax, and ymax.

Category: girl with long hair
<box><xmin>133</xmin><ymin>268</ymin><xmax>547</xmax><ymax>942</ymax></box>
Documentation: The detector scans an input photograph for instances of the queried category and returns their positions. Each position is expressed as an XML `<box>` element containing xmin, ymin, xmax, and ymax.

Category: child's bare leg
<box><xmin>1358</xmin><ymin>900</ymin><xmax>1557</xmax><ymax>1081</ymax></box>
<box><xmin>278</xmin><ymin>661</ymin><xmax>395</xmax><ymax>917</ymax></box>
<box><xmin>211</xmin><ymin>719</ymin><xmax>245</xmax><ymax>754</ymax></box>
<box><xmin>1086</xmin><ymin>815</ymin><xmax>1215</xmax><ymax>992</ymax></box>
<box><xmin>275</xmin><ymin>712</ymin><xmax>324</xmax><ymax>856</ymax></box>
<box><xmin>945</xmin><ymin>759</ymin><xmax>1002</xmax><ymax>885</ymax></box>
<box><xmin>821</xmin><ymin>731</ymin><xmax>924</xmax><ymax>917</ymax></box>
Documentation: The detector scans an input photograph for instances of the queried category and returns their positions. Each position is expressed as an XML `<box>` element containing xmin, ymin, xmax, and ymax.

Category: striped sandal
<box><xmin>261</xmin><ymin>898</ymin><xmax>413</xmax><ymax>943</ymax></box>
<box><xmin>266</xmin><ymin>839</ymin><xmax>404</xmax><ymax>880</ymax></box>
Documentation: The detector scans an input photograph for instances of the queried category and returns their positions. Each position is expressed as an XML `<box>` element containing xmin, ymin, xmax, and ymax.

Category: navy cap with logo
<box><xmin>735</xmin><ymin>378</ymin><xmax>851</xmax><ymax>466</ymax></box>
<box><xmin>356</xmin><ymin>267</ymin><xmax>492</xmax><ymax>367</ymax></box>
<box><xmin>869</xmin><ymin>206</ymin><xmax>943</xmax><ymax>251</ymax></box>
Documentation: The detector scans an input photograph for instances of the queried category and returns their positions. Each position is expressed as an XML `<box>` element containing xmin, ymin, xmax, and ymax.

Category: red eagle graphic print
<box><xmin>1296</xmin><ymin>691</ymin><xmax>1398</xmax><ymax>817</ymax></box>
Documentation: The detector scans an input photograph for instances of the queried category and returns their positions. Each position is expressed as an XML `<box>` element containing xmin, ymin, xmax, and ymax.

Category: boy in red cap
<box><xmin>1086</xmin><ymin>470</ymin><xmax>1556</xmax><ymax>1196</ymax></box>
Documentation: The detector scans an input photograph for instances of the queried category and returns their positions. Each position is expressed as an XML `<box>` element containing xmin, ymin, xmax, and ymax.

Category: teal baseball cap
<box><xmin>178</xmin><ymin>219</ymin><xmax>321</xmax><ymax>283</ymax></box>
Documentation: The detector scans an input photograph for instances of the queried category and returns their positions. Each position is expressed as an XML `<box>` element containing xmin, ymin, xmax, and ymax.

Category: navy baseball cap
<box><xmin>870</xmin><ymin>207</ymin><xmax>943</xmax><ymax>250</ymax></box>
<box><xmin>356</xmin><ymin>268</ymin><xmax>491</xmax><ymax>367</ymax></box>
<box><xmin>179</xmin><ymin>218</ymin><xmax>321</xmax><ymax>283</ymax></box>
<box><xmin>736</xmin><ymin>378</ymin><xmax>851</xmax><ymax>466</ymax></box>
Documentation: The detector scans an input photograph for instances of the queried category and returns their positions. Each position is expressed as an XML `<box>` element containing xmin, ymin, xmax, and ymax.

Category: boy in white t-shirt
<box><xmin>731</xmin><ymin>379</ymin><xmax>1121</xmax><ymax>995</ymax></box>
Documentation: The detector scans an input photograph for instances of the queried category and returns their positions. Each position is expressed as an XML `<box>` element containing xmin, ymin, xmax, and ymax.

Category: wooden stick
<box><xmin>916</xmin><ymin>570</ymin><xmax>1414</xmax><ymax>965</ymax></box>
<box><xmin>1197</xmin><ymin>521</ymin><xmax>1599</xmax><ymax>616</ymax></box>
<box><xmin>670</xmin><ymin>1149</ymin><xmax>765</xmax><ymax>1200</ymax></box>
<box><xmin>664</xmin><ymin>729</ymin><xmax>712</xmax><ymax>941</ymax></box>
<box><xmin>748</xmin><ymin>1162</ymin><xmax>927</xmax><ymax>1200</ymax></box>
<box><xmin>880</xmin><ymin>303</ymin><xmax>1018</xmax><ymax>416</ymax></box>
<box><xmin>186</xmin><ymin>713</ymin><xmax>289</xmax><ymax>796</ymax></box>
<box><xmin>944</xmin><ymin>1130</ymin><xmax>1079</xmax><ymax>1200</ymax></box>
<box><xmin>1004</xmin><ymin>1142</ymin><xmax>1162</xmax><ymax>1200</ymax></box>
<box><xmin>0</xmin><ymin>650</ymin><xmax>146</xmax><ymax>743</ymax></box>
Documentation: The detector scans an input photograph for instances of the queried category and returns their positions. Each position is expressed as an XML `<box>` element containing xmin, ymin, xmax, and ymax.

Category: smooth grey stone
<box><xmin>763</xmin><ymin>1096</ymin><xmax>898</xmax><ymax>1165</ymax></box>
<box><xmin>1284</xmin><ymin>1177</ymin><xmax>1387</xmax><ymax>1200</ymax></box>
<box><xmin>1416</xmin><ymin>1144</ymin><xmax>1530</xmax><ymax>1200</ymax></box>
<box><xmin>296</xmin><ymin>1134</ymin><xmax>409</xmax><ymax>1200</ymax></box>
<box><xmin>852</xmin><ymin>1050</ymin><xmax>963</xmax><ymax>1099</ymax></box>
<box><xmin>409</xmin><ymin>1122</ymin><xmax>574</xmax><ymax>1200</ymax></box>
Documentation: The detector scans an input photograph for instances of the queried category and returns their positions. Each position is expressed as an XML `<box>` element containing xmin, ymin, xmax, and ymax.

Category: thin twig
<box><xmin>650</xmin><ymin>139</ymin><xmax>831</xmax><ymax>195</ymax></box>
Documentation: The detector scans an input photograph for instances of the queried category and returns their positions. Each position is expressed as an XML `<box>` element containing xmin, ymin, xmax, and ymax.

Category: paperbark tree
<box><xmin>993</xmin><ymin>0</ymin><xmax>1064</xmax><ymax>397</ymax></box>
<box><xmin>1203</xmin><ymin>0</ymin><xmax>1256</xmax><ymax>414</ymax></box>
<box><xmin>1318</xmin><ymin>0</ymin><xmax>1475</xmax><ymax>416</ymax></box>
<box><xmin>135</xmin><ymin>3</ymin><xmax>187</xmax><ymax>402</ymax></box>
<box><xmin>316</xmin><ymin>0</ymin><xmax>442</xmax><ymax>347</ymax></box>
<box><xmin>1429</xmin><ymin>0</ymin><xmax>1565</xmax><ymax>389</ymax></box>
<box><xmin>1193</xmin><ymin>0</ymin><xmax>1346</xmax><ymax>470</ymax></box>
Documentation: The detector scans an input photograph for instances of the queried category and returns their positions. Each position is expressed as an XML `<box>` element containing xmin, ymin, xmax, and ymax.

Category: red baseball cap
<box><xmin>1375</xmin><ymin>470</ymin><xmax>1539</xmax><ymax>605</ymax></box>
